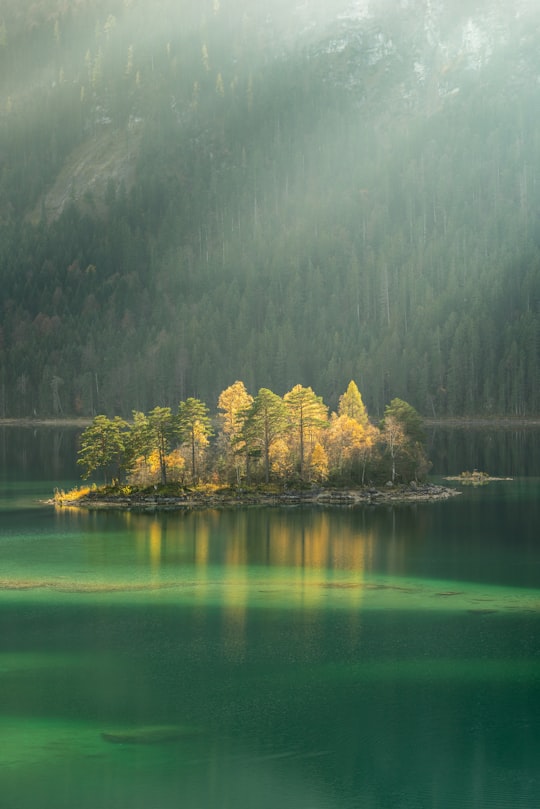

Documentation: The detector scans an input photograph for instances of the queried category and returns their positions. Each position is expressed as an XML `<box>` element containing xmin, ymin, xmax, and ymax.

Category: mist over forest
<box><xmin>0</xmin><ymin>0</ymin><xmax>539</xmax><ymax>418</ymax></box>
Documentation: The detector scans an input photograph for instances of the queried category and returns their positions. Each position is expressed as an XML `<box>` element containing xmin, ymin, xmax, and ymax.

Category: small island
<box><xmin>444</xmin><ymin>470</ymin><xmax>513</xmax><ymax>486</ymax></box>
<box><xmin>54</xmin><ymin>480</ymin><xmax>460</xmax><ymax>512</ymax></box>
<box><xmin>54</xmin><ymin>381</ymin><xmax>461</xmax><ymax>512</ymax></box>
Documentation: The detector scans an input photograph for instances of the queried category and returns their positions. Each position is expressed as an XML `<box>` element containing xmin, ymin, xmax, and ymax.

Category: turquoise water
<box><xmin>1</xmin><ymin>428</ymin><xmax>540</xmax><ymax>808</ymax></box>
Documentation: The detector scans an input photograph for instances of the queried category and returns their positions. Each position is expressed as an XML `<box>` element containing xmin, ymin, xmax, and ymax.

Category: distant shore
<box><xmin>53</xmin><ymin>482</ymin><xmax>461</xmax><ymax>512</ymax></box>
<box><xmin>3</xmin><ymin>416</ymin><xmax>540</xmax><ymax>429</ymax></box>
<box><xmin>0</xmin><ymin>417</ymin><xmax>92</xmax><ymax>427</ymax></box>
<box><xmin>424</xmin><ymin>417</ymin><xmax>540</xmax><ymax>428</ymax></box>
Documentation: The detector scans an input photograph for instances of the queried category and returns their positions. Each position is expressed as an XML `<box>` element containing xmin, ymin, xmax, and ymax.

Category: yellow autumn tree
<box><xmin>165</xmin><ymin>449</ymin><xmax>186</xmax><ymax>482</ymax></box>
<box><xmin>308</xmin><ymin>441</ymin><xmax>329</xmax><ymax>483</ymax></box>
<box><xmin>270</xmin><ymin>437</ymin><xmax>294</xmax><ymax>480</ymax></box>
<box><xmin>380</xmin><ymin>414</ymin><xmax>405</xmax><ymax>483</ymax></box>
<box><xmin>325</xmin><ymin>412</ymin><xmax>378</xmax><ymax>483</ymax></box>
<box><xmin>284</xmin><ymin>384</ymin><xmax>328</xmax><ymax>481</ymax></box>
<box><xmin>325</xmin><ymin>413</ymin><xmax>366</xmax><ymax>476</ymax></box>
<box><xmin>338</xmin><ymin>380</ymin><xmax>369</xmax><ymax>428</ymax></box>
<box><xmin>217</xmin><ymin>381</ymin><xmax>253</xmax><ymax>483</ymax></box>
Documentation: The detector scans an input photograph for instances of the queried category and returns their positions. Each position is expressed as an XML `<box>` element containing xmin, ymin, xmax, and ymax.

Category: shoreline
<box><xmin>0</xmin><ymin>417</ymin><xmax>93</xmax><ymax>427</ymax></box>
<box><xmin>2</xmin><ymin>416</ymin><xmax>540</xmax><ymax>429</ymax></box>
<box><xmin>424</xmin><ymin>417</ymin><xmax>540</xmax><ymax>428</ymax></box>
<box><xmin>54</xmin><ymin>482</ymin><xmax>462</xmax><ymax>512</ymax></box>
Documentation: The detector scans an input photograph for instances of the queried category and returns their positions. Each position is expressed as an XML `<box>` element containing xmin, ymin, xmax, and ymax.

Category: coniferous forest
<box><xmin>1</xmin><ymin>0</ymin><xmax>539</xmax><ymax>419</ymax></box>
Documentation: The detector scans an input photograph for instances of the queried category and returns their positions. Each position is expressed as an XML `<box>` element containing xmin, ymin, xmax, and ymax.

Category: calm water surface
<box><xmin>1</xmin><ymin>426</ymin><xmax>539</xmax><ymax>809</ymax></box>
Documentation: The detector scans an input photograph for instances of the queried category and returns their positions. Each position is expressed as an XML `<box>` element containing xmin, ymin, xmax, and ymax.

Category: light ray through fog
<box><xmin>0</xmin><ymin>0</ymin><xmax>539</xmax><ymax>417</ymax></box>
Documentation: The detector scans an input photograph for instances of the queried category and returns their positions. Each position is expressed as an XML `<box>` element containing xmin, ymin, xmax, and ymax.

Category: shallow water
<box><xmin>1</xmin><ymin>427</ymin><xmax>539</xmax><ymax>808</ymax></box>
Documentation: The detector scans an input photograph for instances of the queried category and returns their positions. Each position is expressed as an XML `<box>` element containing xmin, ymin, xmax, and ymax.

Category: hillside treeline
<box><xmin>0</xmin><ymin>1</ymin><xmax>539</xmax><ymax>418</ymax></box>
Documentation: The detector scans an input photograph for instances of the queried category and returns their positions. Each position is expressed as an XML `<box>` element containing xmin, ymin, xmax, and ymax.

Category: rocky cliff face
<box><xmin>13</xmin><ymin>0</ymin><xmax>540</xmax><ymax>224</ymax></box>
<box><xmin>308</xmin><ymin>0</ymin><xmax>540</xmax><ymax>111</ymax></box>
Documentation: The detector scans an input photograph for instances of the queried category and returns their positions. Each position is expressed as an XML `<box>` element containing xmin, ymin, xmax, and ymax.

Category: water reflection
<box><xmin>0</xmin><ymin>425</ymin><xmax>82</xmax><ymax>482</ymax></box>
<box><xmin>45</xmin><ymin>495</ymin><xmax>540</xmax><ymax>614</ymax></box>
<box><xmin>427</xmin><ymin>424</ymin><xmax>540</xmax><ymax>476</ymax></box>
<box><xmin>3</xmin><ymin>450</ymin><xmax>540</xmax><ymax>809</ymax></box>
<box><xmin>80</xmin><ymin>508</ymin><xmax>376</xmax><ymax>576</ymax></box>
<box><xmin>85</xmin><ymin>509</ymin><xmax>376</xmax><ymax>626</ymax></box>
<box><xmin>148</xmin><ymin>520</ymin><xmax>162</xmax><ymax>572</ymax></box>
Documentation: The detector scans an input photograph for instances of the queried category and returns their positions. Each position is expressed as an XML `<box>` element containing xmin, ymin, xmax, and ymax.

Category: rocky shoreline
<box><xmin>55</xmin><ymin>482</ymin><xmax>461</xmax><ymax>513</ymax></box>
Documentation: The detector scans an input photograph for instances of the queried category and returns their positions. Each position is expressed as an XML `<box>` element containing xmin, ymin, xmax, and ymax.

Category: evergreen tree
<box><xmin>147</xmin><ymin>406</ymin><xmax>176</xmax><ymax>485</ymax></box>
<box><xmin>241</xmin><ymin>388</ymin><xmax>288</xmax><ymax>483</ymax></box>
<box><xmin>381</xmin><ymin>398</ymin><xmax>425</xmax><ymax>444</ymax></box>
<box><xmin>77</xmin><ymin>415</ymin><xmax>128</xmax><ymax>483</ymax></box>
<box><xmin>125</xmin><ymin>410</ymin><xmax>153</xmax><ymax>481</ymax></box>
<box><xmin>177</xmin><ymin>397</ymin><xmax>213</xmax><ymax>482</ymax></box>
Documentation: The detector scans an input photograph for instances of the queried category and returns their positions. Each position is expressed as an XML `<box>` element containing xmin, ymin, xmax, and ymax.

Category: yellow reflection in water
<box><xmin>105</xmin><ymin>508</ymin><xmax>377</xmax><ymax>614</ymax></box>
<box><xmin>195</xmin><ymin>511</ymin><xmax>374</xmax><ymax>614</ymax></box>
<box><xmin>220</xmin><ymin>528</ymin><xmax>248</xmax><ymax>660</ymax></box>
<box><xmin>258</xmin><ymin>513</ymin><xmax>374</xmax><ymax>609</ymax></box>
<box><xmin>149</xmin><ymin>520</ymin><xmax>162</xmax><ymax>571</ymax></box>
<box><xmin>130</xmin><ymin>515</ymin><xmax>163</xmax><ymax>573</ymax></box>
<box><xmin>194</xmin><ymin>517</ymin><xmax>210</xmax><ymax>567</ymax></box>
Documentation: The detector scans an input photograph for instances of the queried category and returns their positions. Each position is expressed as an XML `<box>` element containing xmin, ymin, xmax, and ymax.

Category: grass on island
<box><xmin>54</xmin><ymin>484</ymin><xmax>97</xmax><ymax>505</ymax></box>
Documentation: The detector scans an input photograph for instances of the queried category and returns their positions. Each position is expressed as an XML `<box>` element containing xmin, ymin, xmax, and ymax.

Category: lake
<box><xmin>1</xmin><ymin>425</ymin><xmax>539</xmax><ymax>809</ymax></box>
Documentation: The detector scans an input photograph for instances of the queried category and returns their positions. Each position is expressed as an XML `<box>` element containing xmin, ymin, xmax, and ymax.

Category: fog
<box><xmin>0</xmin><ymin>0</ymin><xmax>539</xmax><ymax>417</ymax></box>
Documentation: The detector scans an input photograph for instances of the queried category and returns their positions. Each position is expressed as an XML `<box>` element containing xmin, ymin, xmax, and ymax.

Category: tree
<box><xmin>284</xmin><ymin>384</ymin><xmax>328</xmax><ymax>481</ymax></box>
<box><xmin>241</xmin><ymin>388</ymin><xmax>288</xmax><ymax>483</ymax></box>
<box><xmin>380</xmin><ymin>414</ymin><xmax>405</xmax><ymax>483</ymax></box>
<box><xmin>147</xmin><ymin>406</ymin><xmax>176</xmax><ymax>485</ymax></box>
<box><xmin>217</xmin><ymin>380</ymin><xmax>253</xmax><ymax>483</ymax></box>
<box><xmin>127</xmin><ymin>410</ymin><xmax>186</xmax><ymax>485</ymax></box>
<box><xmin>379</xmin><ymin>398</ymin><xmax>428</xmax><ymax>482</ymax></box>
<box><xmin>177</xmin><ymin>397</ymin><xmax>213</xmax><ymax>482</ymax></box>
<box><xmin>338</xmin><ymin>380</ymin><xmax>369</xmax><ymax>428</ymax></box>
<box><xmin>77</xmin><ymin>415</ymin><xmax>128</xmax><ymax>483</ymax></box>
<box><xmin>269</xmin><ymin>437</ymin><xmax>294</xmax><ymax>480</ymax></box>
<box><xmin>308</xmin><ymin>441</ymin><xmax>329</xmax><ymax>483</ymax></box>
<box><xmin>325</xmin><ymin>412</ymin><xmax>368</xmax><ymax>480</ymax></box>
<box><xmin>125</xmin><ymin>410</ymin><xmax>153</xmax><ymax>481</ymax></box>
<box><xmin>382</xmin><ymin>398</ymin><xmax>425</xmax><ymax>444</ymax></box>
<box><xmin>51</xmin><ymin>375</ymin><xmax>64</xmax><ymax>416</ymax></box>
<box><xmin>357</xmin><ymin>422</ymin><xmax>379</xmax><ymax>484</ymax></box>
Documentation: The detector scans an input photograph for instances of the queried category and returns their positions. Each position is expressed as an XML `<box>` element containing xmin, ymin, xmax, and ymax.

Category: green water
<box><xmin>1</xmin><ymin>428</ymin><xmax>539</xmax><ymax>808</ymax></box>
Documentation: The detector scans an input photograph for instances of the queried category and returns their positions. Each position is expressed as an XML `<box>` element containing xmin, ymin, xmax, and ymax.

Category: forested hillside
<box><xmin>1</xmin><ymin>0</ymin><xmax>539</xmax><ymax>418</ymax></box>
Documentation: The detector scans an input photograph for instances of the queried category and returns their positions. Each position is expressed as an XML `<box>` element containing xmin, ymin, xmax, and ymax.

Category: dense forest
<box><xmin>0</xmin><ymin>0</ymin><xmax>539</xmax><ymax>418</ymax></box>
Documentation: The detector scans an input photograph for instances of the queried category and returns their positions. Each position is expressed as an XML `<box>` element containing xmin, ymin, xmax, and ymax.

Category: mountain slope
<box><xmin>0</xmin><ymin>0</ymin><xmax>539</xmax><ymax>418</ymax></box>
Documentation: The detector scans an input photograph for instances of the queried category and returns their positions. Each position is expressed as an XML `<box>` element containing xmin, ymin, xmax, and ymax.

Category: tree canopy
<box><xmin>76</xmin><ymin>381</ymin><xmax>429</xmax><ymax>487</ymax></box>
<box><xmin>77</xmin><ymin>415</ymin><xmax>128</xmax><ymax>482</ymax></box>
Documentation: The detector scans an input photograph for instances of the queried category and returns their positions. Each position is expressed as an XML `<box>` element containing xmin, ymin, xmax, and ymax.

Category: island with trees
<box><xmin>54</xmin><ymin>381</ymin><xmax>458</xmax><ymax>511</ymax></box>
